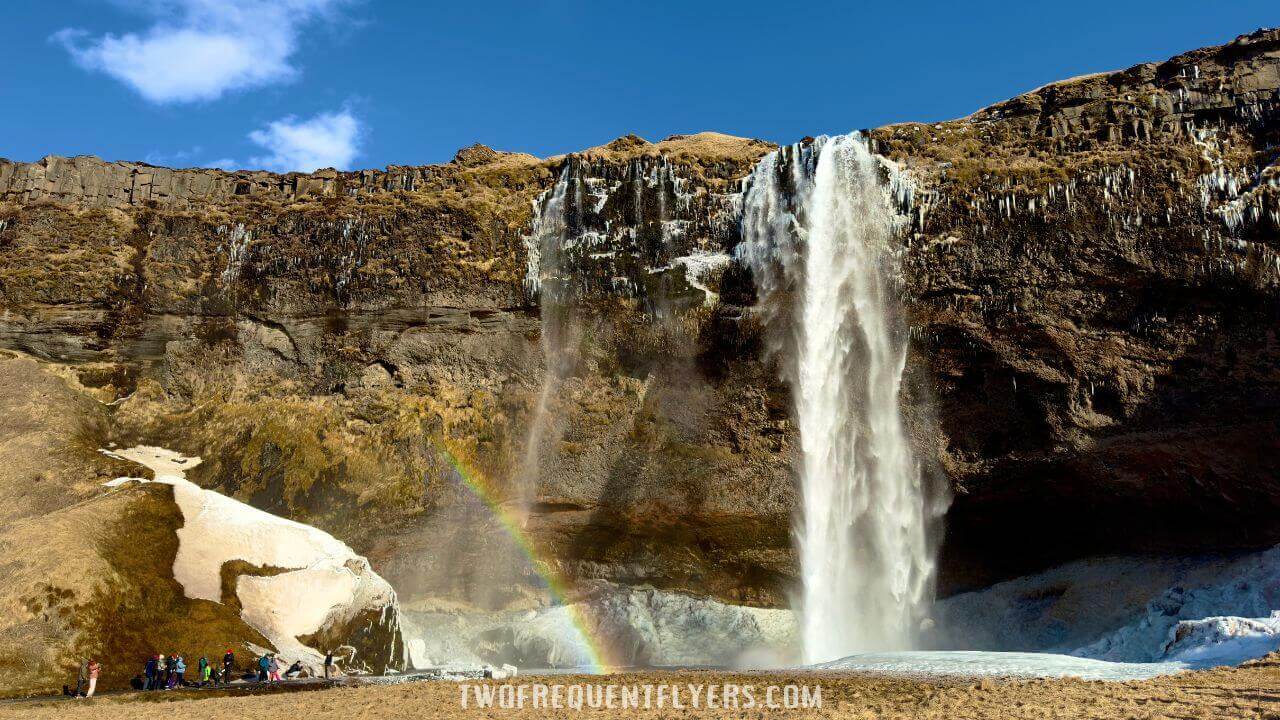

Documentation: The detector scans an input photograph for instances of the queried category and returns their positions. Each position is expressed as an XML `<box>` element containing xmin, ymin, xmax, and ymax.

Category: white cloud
<box><xmin>54</xmin><ymin>0</ymin><xmax>347</xmax><ymax>103</ymax></box>
<box><xmin>204</xmin><ymin>158</ymin><xmax>239</xmax><ymax>171</ymax></box>
<box><xmin>247</xmin><ymin>109</ymin><xmax>363</xmax><ymax>172</ymax></box>
<box><xmin>138</xmin><ymin>110</ymin><xmax>362</xmax><ymax>173</ymax></box>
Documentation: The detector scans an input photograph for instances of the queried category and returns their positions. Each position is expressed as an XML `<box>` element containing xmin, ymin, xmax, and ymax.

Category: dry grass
<box><xmin>4</xmin><ymin>664</ymin><xmax>1279</xmax><ymax>720</ymax></box>
<box><xmin>566</xmin><ymin>132</ymin><xmax>774</xmax><ymax>191</ymax></box>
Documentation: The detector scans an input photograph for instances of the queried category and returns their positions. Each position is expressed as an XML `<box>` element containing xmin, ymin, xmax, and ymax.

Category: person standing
<box><xmin>173</xmin><ymin>654</ymin><xmax>186</xmax><ymax>687</ymax></box>
<box><xmin>257</xmin><ymin>653</ymin><xmax>269</xmax><ymax>682</ymax></box>
<box><xmin>222</xmin><ymin>649</ymin><xmax>235</xmax><ymax>684</ymax></box>
<box><xmin>197</xmin><ymin>656</ymin><xmax>208</xmax><ymax>686</ymax></box>
<box><xmin>323</xmin><ymin>650</ymin><xmax>334</xmax><ymax>680</ymax></box>
<box><xmin>157</xmin><ymin>654</ymin><xmax>168</xmax><ymax>689</ymax></box>
<box><xmin>267</xmin><ymin>654</ymin><xmax>280</xmax><ymax>682</ymax></box>
<box><xmin>85</xmin><ymin>659</ymin><xmax>100</xmax><ymax>697</ymax></box>
<box><xmin>74</xmin><ymin>660</ymin><xmax>86</xmax><ymax>697</ymax></box>
<box><xmin>143</xmin><ymin>655</ymin><xmax>157</xmax><ymax>690</ymax></box>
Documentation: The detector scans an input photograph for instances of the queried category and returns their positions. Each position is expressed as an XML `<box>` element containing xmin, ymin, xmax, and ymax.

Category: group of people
<box><xmin>67</xmin><ymin>648</ymin><xmax>341</xmax><ymax>698</ymax></box>
<box><xmin>139</xmin><ymin>650</ymin><xmax>236</xmax><ymax>690</ymax></box>
<box><xmin>255</xmin><ymin>653</ymin><xmax>283</xmax><ymax>682</ymax></box>
<box><xmin>254</xmin><ymin>653</ymin><xmax>315</xmax><ymax>682</ymax></box>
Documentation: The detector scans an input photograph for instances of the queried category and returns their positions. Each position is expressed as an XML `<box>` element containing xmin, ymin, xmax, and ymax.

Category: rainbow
<box><xmin>438</xmin><ymin>447</ymin><xmax>618</xmax><ymax>673</ymax></box>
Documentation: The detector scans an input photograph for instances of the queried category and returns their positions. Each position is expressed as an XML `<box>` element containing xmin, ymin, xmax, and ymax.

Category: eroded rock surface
<box><xmin>871</xmin><ymin>28</ymin><xmax>1280</xmax><ymax>589</ymax></box>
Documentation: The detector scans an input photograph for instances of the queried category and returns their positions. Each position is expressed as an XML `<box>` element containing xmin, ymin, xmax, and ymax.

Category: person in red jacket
<box><xmin>85</xmin><ymin>659</ymin><xmax>101</xmax><ymax>697</ymax></box>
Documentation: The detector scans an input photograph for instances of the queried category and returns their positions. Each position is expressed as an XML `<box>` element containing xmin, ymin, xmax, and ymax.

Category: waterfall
<box><xmin>524</xmin><ymin>166</ymin><xmax>570</xmax><ymax>301</ymax></box>
<box><xmin>518</xmin><ymin>165</ymin><xmax>576</xmax><ymax>523</ymax></box>
<box><xmin>739</xmin><ymin>133</ymin><xmax>936</xmax><ymax>663</ymax></box>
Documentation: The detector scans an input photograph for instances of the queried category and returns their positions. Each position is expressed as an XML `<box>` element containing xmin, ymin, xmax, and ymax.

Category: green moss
<box><xmin>218</xmin><ymin>560</ymin><xmax>292</xmax><ymax>609</ymax></box>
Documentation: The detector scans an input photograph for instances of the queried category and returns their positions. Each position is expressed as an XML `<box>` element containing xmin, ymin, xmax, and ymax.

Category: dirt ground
<box><xmin>4</xmin><ymin>661</ymin><xmax>1280</xmax><ymax>720</ymax></box>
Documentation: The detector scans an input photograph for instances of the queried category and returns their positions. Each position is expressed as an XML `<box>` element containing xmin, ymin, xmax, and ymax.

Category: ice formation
<box><xmin>101</xmin><ymin>445</ymin><xmax>401</xmax><ymax>670</ymax></box>
<box><xmin>401</xmin><ymin>582</ymin><xmax>796</xmax><ymax>670</ymax></box>
<box><xmin>522</xmin><ymin>166</ymin><xmax>571</xmax><ymax>298</ymax></box>
<box><xmin>933</xmin><ymin>545</ymin><xmax>1280</xmax><ymax>669</ymax></box>
<box><xmin>401</xmin><ymin>603</ymin><xmax>595</xmax><ymax>670</ymax></box>
<box><xmin>670</xmin><ymin>251</ymin><xmax>731</xmax><ymax>305</ymax></box>
<box><xmin>815</xmin><ymin>651</ymin><xmax>1182</xmax><ymax>681</ymax></box>
<box><xmin>590</xmin><ymin>584</ymin><xmax>796</xmax><ymax>667</ymax></box>
<box><xmin>1162</xmin><ymin>612</ymin><xmax>1280</xmax><ymax>666</ymax></box>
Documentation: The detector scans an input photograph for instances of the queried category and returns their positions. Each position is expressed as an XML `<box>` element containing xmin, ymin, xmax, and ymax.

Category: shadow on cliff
<box><xmin>552</xmin><ymin>300</ymin><xmax>794</xmax><ymax>607</ymax></box>
<box><xmin>936</xmin><ymin>271</ymin><xmax>1280</xmax><ymax>595</ymax></box>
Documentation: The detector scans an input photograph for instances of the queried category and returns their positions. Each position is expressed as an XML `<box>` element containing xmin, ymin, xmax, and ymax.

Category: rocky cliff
<box><xmin>1</xmin><ymin>28</ymin><xmax>1278</xmax><ymax>693</ymax></box>
<box><xmin>871</xmin><ymin>28</ymin><xmax>1280</xmax><ymax>589</ymax></box>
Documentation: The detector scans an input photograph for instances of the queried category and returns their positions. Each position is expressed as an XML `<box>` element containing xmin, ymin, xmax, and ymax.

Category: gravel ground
<box><xmin>4</xmin><ymin>660</ymin><xmax>1280</xmax><ymax>720</ymax></box>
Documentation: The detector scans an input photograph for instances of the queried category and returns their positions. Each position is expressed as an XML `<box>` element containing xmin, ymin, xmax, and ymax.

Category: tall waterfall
<box><xmin>739</xmin><ymin>134</ymin><xmax>936</xmax><ymax>663</ymax></box>
<box><xmin>518</xmin><ymin>166</ymin><xmax>576</xmax><ymax>523</ymax></box>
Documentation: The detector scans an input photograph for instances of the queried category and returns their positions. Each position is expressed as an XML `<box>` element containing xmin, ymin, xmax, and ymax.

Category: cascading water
<box><xmin>739</xmin><ymin>133</ymin><xmax>936</xmax><ymax>663</ymax></box>
<box><xmin>519</xmin><ymin>166</ymin><xmax>576</xmax><ymax>524</ymax></box>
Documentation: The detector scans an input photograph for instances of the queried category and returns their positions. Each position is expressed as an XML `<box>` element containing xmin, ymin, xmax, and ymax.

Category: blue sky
<box><xmin>2</xmin><ymin>1</ymin><xmax>1276</xmax><ymax>172</ymax></box>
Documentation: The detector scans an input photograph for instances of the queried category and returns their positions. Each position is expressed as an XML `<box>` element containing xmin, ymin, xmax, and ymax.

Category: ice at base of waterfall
<box><xmin>359</xmin><ymin>664</ymin><xmax>519</xmax><ymax>684</ymax></box>
<box><xmin>813</xmin><ymin>651</ymin><xmax>1186</xmax><ymax>680</ymax></box>
<box><xmin>1162</xmin><ymin>612</ymin><xmax>1280</xmax><ymax>666</ymax></box>
<box><xmin>932</xmin><ymin>544</ymin><xmax>1280</xmax><ymax>668</ymax></box>
<box><xmin>400</xmin><ymin>582</ymin><xmax>797</xmax><ymax>670</ymax></box>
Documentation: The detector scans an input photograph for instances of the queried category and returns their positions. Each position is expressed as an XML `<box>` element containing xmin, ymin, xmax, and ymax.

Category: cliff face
<box><xmin>1</xmin><ymin>29</ymin><xmax>1279</xmax><ymax>684</ymax></box>
<box><xmin>872</xmin><ymin>28</ymin><xmax>1280</xmax><ymax>589</ymax></box>
<box><xmin>0</xmin><ymin>132</ymin><xmax>797</xmax><ymax>627</ymax></box>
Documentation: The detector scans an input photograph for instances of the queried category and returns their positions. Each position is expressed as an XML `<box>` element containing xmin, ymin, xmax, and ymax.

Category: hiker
<box><xmin>158</xmin><ymin>654</ymin><xmax>169</xmax><ymax>689</ymax></box>
<box><xmin>143</xmin><ymin>655</ymin><xmax>158</xmax><ymax>690</ymax></box>
<box><xmin>323</xmin><ymin>650</ymin><xmax>335</xmax><ymax>679</ymax></box>
<box><xmin>173</xmin><ymin>654</ymin><xmax>186</xmax><ymax>687</ymax></box>
<box><xmin>222</xmin><ymin>649</ymin><xmax>235</xmax><ymax>684</ymax></box>
<box><xmin>73</xmin><ymin>660</ymin><xmax>86</xmax><ymax>697</ymax></box>
<box><xmin>197</xmin><ymin>656</ymin><xmax>208</xmax><ymax>686</ymax></box>
<box><xmin>257</xmin><ymin>653</ymin><xmax>270</xmax><ymax>682</ymax></box>
<box><xmin>267</xmin><ymin>654</ymin><xmax>281</xmax><ymax>682</ymax></box>
<box><xmin>284</xmin><ymin>660</ymin><xmax>304</xmax><ymax>679</ymax></box>
<box><xmin>85</xmin><ymin>659</ymin><xmax>100</xmax><ymax>697</ymax></box>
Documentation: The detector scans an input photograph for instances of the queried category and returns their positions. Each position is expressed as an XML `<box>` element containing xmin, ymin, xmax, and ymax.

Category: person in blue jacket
<box><xmin>172</xmin><ymin>654</ymin><xmax>186</xmax><ymax>687</ymax></box>
<box><xmin>143</xmin><ymin>655</ymin><xmax>158</xmax><ymax>690</ymax></box>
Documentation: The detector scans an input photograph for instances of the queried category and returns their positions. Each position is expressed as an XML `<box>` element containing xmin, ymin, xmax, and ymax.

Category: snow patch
<box><xmin>101</xmin><ymin>445</ymin><xmax>399</xmax><ymax>669</ymax></box>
